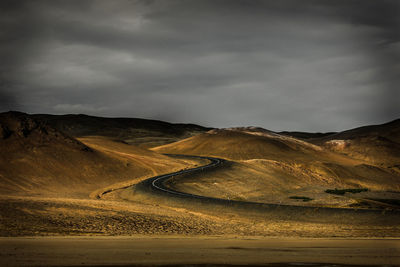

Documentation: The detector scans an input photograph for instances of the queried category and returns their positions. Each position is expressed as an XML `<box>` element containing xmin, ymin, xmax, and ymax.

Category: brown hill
<box><xmin>32</xmin><ymin>113</ymin><xmax>211</xmax><ymax>148</ymax></box>
<box><xmin>279</xmin><ymin>131</ymin><xmax>336</xmax><ymax>139</ymax></box>
<box><xmin>152</xmin><ymin>127</ymin><xmax>325</xmax><ymax>161</ymax></box>
<box><xmin>307</xmin><ymin>119</ymin><xmax>400</xmax><ymax>166</ymax></box>
<box><xmin>319</xmin><ymin>119</ymin><xmax>400</xmax><ymax>142</ymax></box>
<box><xmin>153</xmin><ymin>127</ymin><xmax>400</xmax><ymax>205</ymax></box>
<box><xmin>1</xmin><ymin>112</ymin><xmax>399</xmax><ymax>238</ymax></box>
<box><xmin>0</xmin><ymin>111</ymin><xmax>198</xmax><ymax>198</ymax></box>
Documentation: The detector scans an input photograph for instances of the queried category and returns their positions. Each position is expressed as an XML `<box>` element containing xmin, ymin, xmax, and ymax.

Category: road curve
<box><xmin>134</xmin><ymin>154</ymin><xmax>400</xmax><ymax>223</ymax></box>
<box><xmin>95</xmin><ymin>154</ymin><xmax>224</xmax><ymax>200</ymax></box>
<box><xmin>137</xmin><ymin>154</ymin><xmax>225</xmax><ymax>200</ymax></box>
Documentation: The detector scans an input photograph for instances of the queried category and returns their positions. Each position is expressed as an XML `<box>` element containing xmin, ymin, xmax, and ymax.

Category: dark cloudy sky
<box><xmin>1</xmin><ymin>0</ymin><xmax>399</xmax><ymax>131</ymax></box>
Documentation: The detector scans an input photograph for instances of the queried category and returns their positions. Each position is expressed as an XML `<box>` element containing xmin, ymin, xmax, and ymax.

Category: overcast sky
<box><xmin>1</xmin><ymin>0</ymin><xmax>399</xmax><ymax>131</ymax></box>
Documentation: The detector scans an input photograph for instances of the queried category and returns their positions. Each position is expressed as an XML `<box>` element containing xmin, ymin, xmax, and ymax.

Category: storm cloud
<box><xmin>0</xmin><ymin>0</ymin><xmax>399</xmax><ymax>131</ymax></box>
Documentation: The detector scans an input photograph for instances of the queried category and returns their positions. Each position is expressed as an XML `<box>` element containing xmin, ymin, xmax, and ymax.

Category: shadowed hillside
<box><xmin>32</xmin><ymin>113</ymin><xmax>211</xmax><ymax>148</ymax></box>
<box><xmin>305</xmin><ymin>119</ymin><xmax>400</xmax><ymax>166</ymax></box>
<box><xmin>0</xmin><ymin>111</ymin><xmax>199</xmax><ymax>198</ymax></box>
<box><xmin>317</xmin><ymin>119</ymin><xmax>400</xmax><ymax>142</ymax></box>
<box><xmin>1</xmin><ymin>112</ymin><xmax>399</xmax><ymax>238</ymax></box>
<box><xmin>280</xmin><ymin>131</ymin><xmax>336</xmax><ymax>139</ymax></box>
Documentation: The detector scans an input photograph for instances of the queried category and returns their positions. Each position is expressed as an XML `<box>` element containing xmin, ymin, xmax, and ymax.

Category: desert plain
<box><xmin>0</xmin><ymin>111</ymin><xmax>399</xmax><ymax>266</ymax></box>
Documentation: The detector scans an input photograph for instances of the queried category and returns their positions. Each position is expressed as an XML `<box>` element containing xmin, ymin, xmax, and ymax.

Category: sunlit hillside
<box><xmin>0</xmin><ymin>112</ymin><xmax>199</xmax><ymax>198</ymax></box>
<box><xmin>153</xmin><ymin>127</ymin><xmax>400</xmax><ymax>207</ymax></box>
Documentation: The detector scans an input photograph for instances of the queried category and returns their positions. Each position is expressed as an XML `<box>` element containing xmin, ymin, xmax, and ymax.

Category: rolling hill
<box><xmin>152</xmin><ymin>127</ymin><xmax>325</xmax><ymax>161</ymax></box>
<box><xmin>1</xmin><ymin>111</ymin><xmax>399</xmax><ymax>238</ymax></box>
<box><xmin>32</xmin><ymin>113</ymin><xmax>211</xmax><ymax>148</ymax></box>
<box><xmin>0</xmin><ymin>111</ymin><xmax>199</xmax><ymax>198</ymax></box>
<box><xmin>153</xmin><ymin>126</ymin><xmax>400</xmax><ymax>205</ymax></box>
<box><xmin>309</xmin><ymin>119</ymin><xmax>400</xmax><ymax>166</ymax></box>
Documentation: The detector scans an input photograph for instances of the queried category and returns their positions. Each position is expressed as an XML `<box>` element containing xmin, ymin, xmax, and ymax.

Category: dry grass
<box><xmin>1</xmin><ymin>113</ymin><xmax>400</xmax><ymax>240</ymax></box>
<box><xmin>153</xmin><ymin>128</ymin><xmax>400</xmax><ymax>207</ymax></box>
<box><xmin>0</xmin><ymin>113</ymin><xmax>200</xmax><ymax>199</ymax></box>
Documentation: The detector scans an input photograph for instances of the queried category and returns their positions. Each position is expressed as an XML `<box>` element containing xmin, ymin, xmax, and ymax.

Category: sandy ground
<box><xmin>1</xmin><ymin>193</ymin><xmax>400</xmax><ymax>239</ymax></box>
<box><xmin>1</xmin><ymin>116</ymin><xmax>399</xmax><ymax>266</ymax></box>
<box><xmin>0</xmin><ymin>236</ymin><xmax>399</xmax><ymax>266</ymax></box>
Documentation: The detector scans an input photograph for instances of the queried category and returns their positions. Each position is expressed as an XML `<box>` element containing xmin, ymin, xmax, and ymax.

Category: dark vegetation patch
<box><xmin>289</xmin><ymin>196</ymin><xmax>313</xmax><ymax>202</ymax></box>
<box><xmin>368</xmin><ymin>198</ymin><xmax>400</xmax><ymax>207</ymax></box>
<box><xmin>279</xmin><ymin>131</ymin><xmax>336</xmax><ymax>139</ymax></box>
<box><xmin>325</xmin><ymin>188</ymin><xmax>368</xmax><ymax>195</ymax></box>
<box><xmin>349</xmin><ymin>198</ymin><xmax>400</xmax><ymax>210</ymax></box>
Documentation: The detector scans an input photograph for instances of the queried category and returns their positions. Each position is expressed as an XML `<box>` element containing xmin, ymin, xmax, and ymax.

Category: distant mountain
<box><xmin>279</xmin><ymin>131</ymin><xmax>336</xmax><ymax>139</ymax></box>
<box><xmin>0</xmin><ymin>111</ymin><xmax>90</xmax><ymax>150</ymax></box>
<box><xmin>276</xmin><ymin>119</ymin><xmax>400</xmax><ymax>166</ymax></box>
<box><xmin>313</xmin><ymin>119</ymin><xmax>400</xmax><ymax>143</ymax></box>
<box><xmin>32</xmin><ymin>113</ymin><xmax>212</xmax><ymax>147</ymax></box>
<box><xmin>308</xmin><ymin>119</ymin><xmax>400</xmax><ymax>166</ymax></box>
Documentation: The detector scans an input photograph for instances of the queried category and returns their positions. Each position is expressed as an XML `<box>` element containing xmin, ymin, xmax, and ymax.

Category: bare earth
<box><xmin>1</xmin><ymin>236</ymin><xmax>399</xmax><ymax>266</ymax></box>
<box><xmin>1</xmin><ymin>113</ymin><xmax>400</xmax><ymax>266</ymax></box>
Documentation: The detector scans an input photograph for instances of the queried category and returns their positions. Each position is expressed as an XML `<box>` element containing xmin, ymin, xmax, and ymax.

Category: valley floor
<box><xmin>1</xmin><ymin>194</ymin><xmax>399</xmax><ymax>238</ymax></box>
<box><xmin>1</xmin><ymin>113</ymin><xmax>400</xmax><ymax>266</ymax></box>
<box><xmin>1</xmin><ymin>236</ymin><xmax>399</xmax><ymax>266</ymax></box>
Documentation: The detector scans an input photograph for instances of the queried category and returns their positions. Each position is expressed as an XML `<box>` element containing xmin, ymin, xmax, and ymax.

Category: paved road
<box><xmin>134</xmin><ymin>154</ymin><xmax>400</xmax><ymax>225</ymax></box>
<box><xmin>140</xmin><ymin>154</ymin><xmax>225</xmax><ymax>200</ymax></box>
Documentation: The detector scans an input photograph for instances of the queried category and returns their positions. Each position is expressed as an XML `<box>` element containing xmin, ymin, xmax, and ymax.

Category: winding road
<box><xmin>134</xmin><ymin>154</ymin><xmax>400</xmax><ymax>226</ymax></box>
<box><xmin>137</xmin><ymin>154</ymin><xmax>225</xmax><ymax>200</ymax></box>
